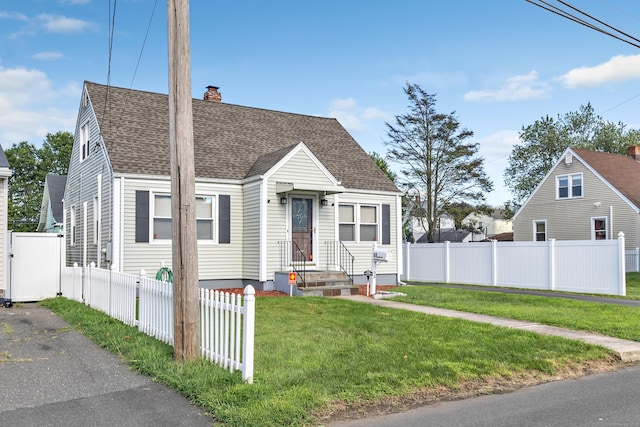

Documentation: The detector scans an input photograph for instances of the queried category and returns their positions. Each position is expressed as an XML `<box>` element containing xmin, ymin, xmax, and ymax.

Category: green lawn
<box><xmin>41</xmin><ymin>295</ymin><xmax>615</xmax><ymax>427</ymax></box>
<box><xmin>392</xmin><ymin>284</ymin><xmax>640</xmax><ymax>341</ymax></box>
<box><xmin>626</xmin><ymin>272</ymin><xmax>640</xmax><ymax>299</ymax></box>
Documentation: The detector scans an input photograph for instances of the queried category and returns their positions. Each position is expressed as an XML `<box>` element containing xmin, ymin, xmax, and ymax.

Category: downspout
<box><xmin>610</xmin><ymin>206</ymin><xmax>613</xmax><ymax>240</ymax></box>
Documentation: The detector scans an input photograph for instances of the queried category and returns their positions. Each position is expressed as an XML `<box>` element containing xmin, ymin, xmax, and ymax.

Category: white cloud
<box><xmin>36</xmin><ymin>14</ymin><xmax>93</xmax><ymax>33</ymax></box>
<box><xmin>464</xmin><ymin>71</ymin><xmax>551</xmax><ymax>102</ymax></box>
<box><xmin>476</xmin><ymin>130</ymin><xmax>520</xmax><ymax>206</ymax></box>
<box><xmin>326</xmin><ymin>97</ymin><xmax>392</xmax><ymax>134</ymax></box>
<box><xmin>0</xmin><ymin>67</ymin><xmax>78</xmax><ymax>146</ymax></box>
<box><xmin>33</xmin><ymin>51</ymin><xmax>65</xmax><ymax>60</ymax></box>
<box><xmin>559</xmin><ymin>54</ymin><xmax>640</xmax><ymax>89</ymax></box>
<box><xmin>0</xmin><ymin>11</ymin><xmax>28</xmax><ymax>21</ymax></box>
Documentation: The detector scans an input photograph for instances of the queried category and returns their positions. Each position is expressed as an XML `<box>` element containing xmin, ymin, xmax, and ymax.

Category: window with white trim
<box><xmin>80</xmin><ymin>123</ymin><xmax>90</xmax><ymax>161</ymax></box>
<box><xmin>360</xmin><ymin>205</ymin><xmax>378</xmax><ymax>242</ymax></box>
<box><xmin>557</xmin><ymin>173</ymin><xmax>582</xmax><ymax>199</ymax></box>
<box><xmin>339</xmin><ymin>204</ymin><xmax>355</xmax><ymax>241</ymax></box>
<box><xmin>533</xmin><ymin>220</ymin><xmax>546</xmax><ymax>241</ymax></box>
<box><xmin>152</xmin><ymin>194</ymin><xmax>215</xmax><ymax>241</ymax></box>
<box><xmin>70</xmin><ymin>206</ymin><xmax>76</xmax><ymax>246</ymax></box>
<box><xmin>339</xmin><ymin>203</ymin><xmax>379</xmax><ymax>242</ymax></box>
<box><xmin>592</xmin><ymin>217</ymin><xmax>607</xmax><ymax>240</ymax></box>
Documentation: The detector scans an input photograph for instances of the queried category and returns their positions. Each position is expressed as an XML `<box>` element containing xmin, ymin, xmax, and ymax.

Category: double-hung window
<box><xmin>533</xmin><ymin>220</ymin><xmax>546</xmax><ymax>241</ymax></box>
<box><xmin>152</xmin><ymin>194</ymin><xmax>215</xmax><ymax>241</ymax></box>
<box><xmin>339</xmin><ymin>204</ymin><xmax>379</xmax><ymax>242</ymax></box>
<box><xmin>557</xmin><ymin>173</ymin><xmax>582</xmax><ymax>199</ymax></box>
<box><xmin>592</xmin><ymin>217</ymin><xmax>607</xmax><ymax>240</ymax></box>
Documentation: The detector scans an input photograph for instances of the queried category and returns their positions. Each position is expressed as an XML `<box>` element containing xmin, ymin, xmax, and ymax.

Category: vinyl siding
<box><xmin>121</xmin><ymin>177</ymin><xmax>244</xmax><ymax>280</ymax></box>
<box><xmin>242</xmin><ymin>182</ymin><xmax>261</xmax><ymax>280</ymax></box>
<box><xmin>64</xmin><ymin>93</ymin><xmax>114</xmax><ymax>267</ymax></box>
<box><xmin>264</xmin><ymin>150</ymin><xmax>338</xmax><ymax>278</ymax></box>
<box><xmin>514</xmin><ymin>155</ymin><xmax>640</xmax><ymax>249</ymax></box>
<box><xmin>334</xmin><ymin>192</ymin><xmax>399</xmax><ymax>276</ymax></box>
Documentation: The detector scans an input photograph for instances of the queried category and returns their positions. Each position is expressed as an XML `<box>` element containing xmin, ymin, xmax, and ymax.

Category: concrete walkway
<box><xmin>336</xmin><ymin>295</ymin><xmax>640</xmax><ymax>362</ymax></box>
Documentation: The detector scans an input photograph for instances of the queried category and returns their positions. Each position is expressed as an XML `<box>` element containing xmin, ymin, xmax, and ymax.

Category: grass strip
<box><xmin>42</xmin><ymin>296</ymin><xmax>614</xmax><ymax>426</ymax></box>
<box><xmin>392</xmin><ymin>285</ymin><xmax>640</xmax><ymax>341</ymax></box>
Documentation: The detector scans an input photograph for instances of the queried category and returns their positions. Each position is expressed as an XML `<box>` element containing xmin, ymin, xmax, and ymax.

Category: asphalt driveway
<box><xmin>0</xmin><ymin>303</ymin><xmax>213</xmax><ymax>427</ymax></box>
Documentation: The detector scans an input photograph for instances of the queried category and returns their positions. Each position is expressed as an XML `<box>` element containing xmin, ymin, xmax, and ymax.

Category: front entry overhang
<box><xmin>275</xmin><ymin>181</ymin><xmax>345</xmax><ymax>195</ymax></box>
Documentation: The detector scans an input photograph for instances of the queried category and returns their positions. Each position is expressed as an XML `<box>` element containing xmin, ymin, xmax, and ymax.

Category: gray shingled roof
<box><xmin>573</xmin><ymin>148</ymin><xmax>640</xmax><ymax>209</ymax></box>
<box><xmin>0</xmin><ymin>145</ymin><xmax>9</xmax><ymax>169</ymax></box>
<box><xmin>46</xmin><ymin>174</ymin><xmax>67</xmax><ymax>223</ymax></box>
<box><xmin>87</xmin><ymin>82</ymin><xmax>399</xmax><ymax>193</ymax></box>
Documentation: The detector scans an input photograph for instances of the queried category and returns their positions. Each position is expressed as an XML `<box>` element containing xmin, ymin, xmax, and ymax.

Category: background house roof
<box><xmin>573</xmin><ymin>148</ymin><xmax>640</xmax><ymax>209</ymax></box>
<box><xmin>86</xmin><ymin>82</ymin><xmax>399</xmax><ymax>193</ymax></box>
<box><xmin>0</xmin><ymin>145</ymin><xmax>9</xmax><ymax>169</ymax></box>
<box><xmin>46</xmin><ymin>174</ymin><xmax>67</xmax><ymax>223</ymax></box>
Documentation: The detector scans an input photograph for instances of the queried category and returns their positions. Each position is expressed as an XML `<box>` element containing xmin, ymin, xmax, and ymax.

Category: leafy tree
<box><xmin>385</xmin><ymin>83</ymin><xmax>493</xmax><ymax>243</ymax></box>
<box><xmin>444</xmin><ymin>201</ymin><xmax>492</xmax><ymax>230</ymax></box>
<box><xmin>6</xmin><ymin>131</ymin><xmax>73</xmax><ymax>231</ymax></box>
<box><xmin>505</xmin><ymin>103</ymin><xmax>640</xmax><ymax>207</ymax></box>
<box><xmin>369</xmin><ymin>151</ymin><xmax>397</xmax><ymax>183</ymax></box>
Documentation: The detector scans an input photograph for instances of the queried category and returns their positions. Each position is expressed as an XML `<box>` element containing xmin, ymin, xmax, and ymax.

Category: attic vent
<box><xmin>565</xmin><ymin>153</ymin><xmax>572</xmax><ymax>165</ymax></box>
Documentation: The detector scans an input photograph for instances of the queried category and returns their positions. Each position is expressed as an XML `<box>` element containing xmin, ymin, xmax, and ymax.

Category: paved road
<box><xmin>331</xmin><ymin>363</ymin><xmax>640</xmax><ymax>427</ymax></box>
<box><xmin>0</xmin><ymin>304</ymin><xmax>213</xmax><ymax>427</ymax></box>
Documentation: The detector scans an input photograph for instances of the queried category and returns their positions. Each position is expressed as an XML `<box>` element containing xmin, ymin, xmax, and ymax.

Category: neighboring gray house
<box><xmin>37</xmin><ymin>174</ymin><xmax>67</xmax><ymax>233</ymax></box>
<box><xmin>513</xmin><ymin>146</ymin><xmax>640</xmax><ymax>250</ymax></box>
<box><xmin>64</xmin><ymin>82</ymin><xmax>402</xmax><ymax>290</ymax></box>
<box><xmin>0</xmin><ymin>146</ymin><xmax>10</xmax><ymax>297</ymax></box>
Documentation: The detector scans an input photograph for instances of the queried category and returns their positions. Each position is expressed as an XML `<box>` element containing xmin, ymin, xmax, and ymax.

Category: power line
<box><xmin>525</xmin><ymin>0</ymin><xmax>640</xmax><ymax>49</ymax></box>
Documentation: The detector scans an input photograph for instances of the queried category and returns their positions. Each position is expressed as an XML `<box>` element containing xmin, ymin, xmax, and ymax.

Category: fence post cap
<box><xmin>140</xmin><ymin>269</ymin><xmax>146</xmax><ymax>277</ymax></box>
<box><xmin>618</xmin><ymin>231</ymin><xmax>625</xmax><ymax>239</ymax></box>
<box><xmin>244</xmin><ymin>284</ymin><xmax>255</xmax><ymax>296</ymax></box>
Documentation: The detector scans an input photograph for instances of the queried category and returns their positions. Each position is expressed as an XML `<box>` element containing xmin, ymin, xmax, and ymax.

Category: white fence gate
<box><xmin>402</xmin><ymin>234</ymin><xmax>626</xmax><ymax>296</ymax></box>
<box><xmin>7</xmin><ymin>232</ymin><xmax>64</xmax><ymax>302</ymax></box>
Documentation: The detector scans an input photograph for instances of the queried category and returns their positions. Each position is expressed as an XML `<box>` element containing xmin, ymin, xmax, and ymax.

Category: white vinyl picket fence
<box><xmin>60</xmin><ymin>263</ymin><xmax>255</xmax><ymax>383</ymax></box>
<box><xmin>402</xmin><ymin>233</ymin><xmax>627</xmax><ymax>296</ymax></box>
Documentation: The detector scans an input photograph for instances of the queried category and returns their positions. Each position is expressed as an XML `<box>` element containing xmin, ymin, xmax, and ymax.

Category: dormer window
<box><xmin>557</xmin><ymin>173</ymin><xmax>582</xmax><ymax>199</ymax></box>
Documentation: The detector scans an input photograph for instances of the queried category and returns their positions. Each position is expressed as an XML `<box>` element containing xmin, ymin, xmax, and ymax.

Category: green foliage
<box><xmin>369</xmin><ymin>151</ymin><xmax>397</xmax><ymax>183</ymax></box>
<box><xmin>5</xmin><ymin>131</ymin><xmax>73</xmax><ymax>231</ymax></box>
<box><xmin>43</xmin><ymin>295</ymin><xmax>612</xmax><ymax>426</ymax></box>
<box><xmin>504</xmin><ymin>104</ymin><xmax>640</xmax><ymax>207</ymax></box>
<box><xmin>386</xmin><ymin>83</ymin><xmax>492</xmax><ymax>243</ymax></box>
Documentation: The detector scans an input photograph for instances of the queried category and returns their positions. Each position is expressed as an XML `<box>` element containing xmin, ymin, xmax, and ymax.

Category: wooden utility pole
<box><xmin>167</xmin><ymin>0</ymin><xmax>199</xmax><ymax>362</ymax></box>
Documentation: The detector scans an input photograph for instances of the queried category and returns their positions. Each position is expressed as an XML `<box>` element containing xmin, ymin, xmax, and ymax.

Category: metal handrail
<box><xmin>324</xmin><ymin>241</ymin><xmax>354</xmax><ymax>286</ymax></box>
<box><xmin>277</xmin><ymin>240</ymin><xmax>307</xmax><ymax>287</ymax></box>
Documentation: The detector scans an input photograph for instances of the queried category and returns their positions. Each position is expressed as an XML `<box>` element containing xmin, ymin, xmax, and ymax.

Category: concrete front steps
<box><xmin>274</xmin><ymin>271</ymin><xmax>358</xmax><ymax>297</ymax></box>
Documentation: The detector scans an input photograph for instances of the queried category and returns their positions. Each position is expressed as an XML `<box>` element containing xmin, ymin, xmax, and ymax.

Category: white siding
<box><xmin>0</xmin><ymin>176</ymin><xmax>7</xmax><ymax>292</ymax></box>
<box><xmin>120</xmin><ymin>177</ymin><xmax>244</xmax><ymax>280</ymax></box>
<box><xmin>242</xmin><ymin>182</ymin><xmax>261</xmax><ymax>279</ymax></box>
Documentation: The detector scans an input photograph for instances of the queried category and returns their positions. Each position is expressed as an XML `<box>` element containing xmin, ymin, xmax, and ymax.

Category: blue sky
<box><xmin>2</xmin><ymin>1</ymin><xmax>640</xmax><ymax>206</ymax></box>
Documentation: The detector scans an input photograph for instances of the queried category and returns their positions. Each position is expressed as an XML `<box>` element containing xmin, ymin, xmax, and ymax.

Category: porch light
<box><xmin>320</xmin><ymin>198</ymin><xmax>328</xmax><ymax>206</ymax></box>
<box><xmin>280</xmin><ymin>197</ymin><xmax>288</xmax><ymax>205</ymax></box>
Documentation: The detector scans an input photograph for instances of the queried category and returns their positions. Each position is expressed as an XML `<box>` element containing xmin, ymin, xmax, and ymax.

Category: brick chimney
<box><xmin>203</xmin><ymin>85</ymin><xmax>221</xmax><ymax>102</ymax></box>
<box><xmin>628</xmin><ymin>145</ymin><xmax>640</xmax><ymax>161</ymax></box>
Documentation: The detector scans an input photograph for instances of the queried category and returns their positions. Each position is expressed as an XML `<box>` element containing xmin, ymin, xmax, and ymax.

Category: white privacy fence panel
<box><xmin>402</xmin><ymin>234</ymin><xmax>626</xmax><ymax>296</ymax></box>
<box><xmin>495</xmin><ymin>242</ymin><xmax>549</xmax><ymax>289</ymax></box>
<box><xmin>59</xmin><ymin>265</ymin><xmax>255</xmax><ymax>383</ymax></box>
<box><xmin>449</xmin><ymin>242</ymin><xmax>493</xmax><ymax>285</ymax></box>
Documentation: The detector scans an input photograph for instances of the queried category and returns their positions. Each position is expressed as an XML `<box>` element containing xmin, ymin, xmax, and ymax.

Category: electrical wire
<box><xmin>525</xmin><ymin>0</ymin><xmax>640</xmax><ymax>49</ymax></box>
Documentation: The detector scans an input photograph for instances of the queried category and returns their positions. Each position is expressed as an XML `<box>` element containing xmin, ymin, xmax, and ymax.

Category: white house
<box><xmin>63</xmin><ymin>82</ymin><xmax>402</xmax><ymax>294</ymax></box>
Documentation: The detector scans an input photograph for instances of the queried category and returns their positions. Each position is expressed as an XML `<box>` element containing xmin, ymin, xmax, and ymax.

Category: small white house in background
<box><xmin>63</xmin><ymin>82</ymin><xmax>402</xmax><ymax>290</ymax></box>
<box><xmin>513</xmin><ymin>146</ymin><xmax>640</xmax><ymax>250</ymax></box>
<box><xmin>0</xmin><ymin>146</ymin><xmax>11</xmax><ymax>297</ymax></box>
<box><xmin>37</xmin><ymin>174</ymin><xmax>67</xmax><ymax>233</ymax></box>
<box><xmin>462</xmin><ymin>209</ymin><xmax>512</xmax><ymax>237</ymax></box>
